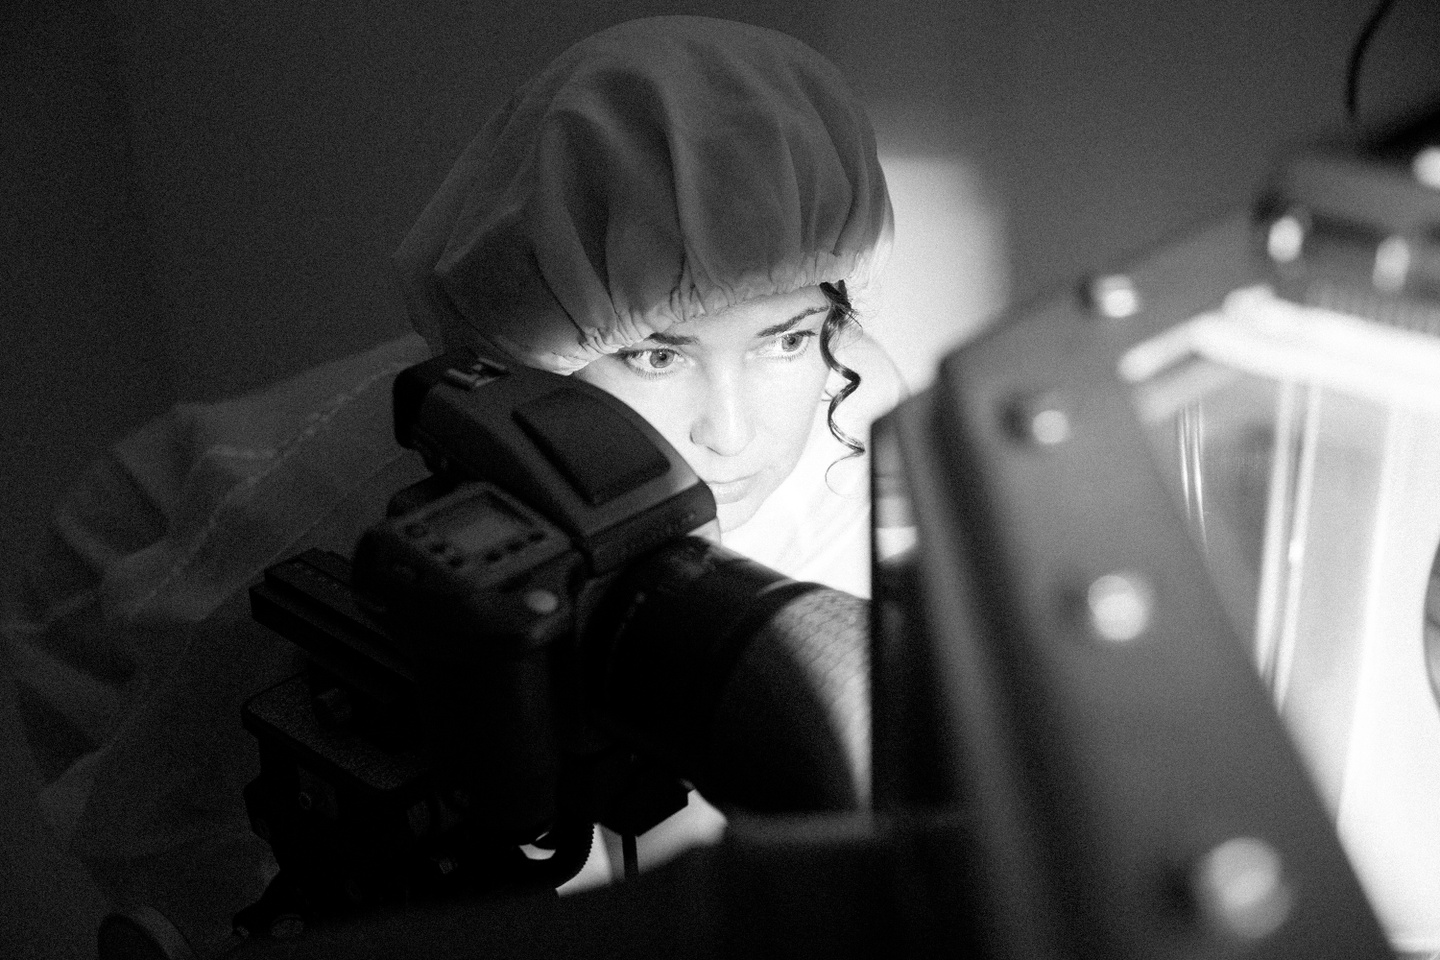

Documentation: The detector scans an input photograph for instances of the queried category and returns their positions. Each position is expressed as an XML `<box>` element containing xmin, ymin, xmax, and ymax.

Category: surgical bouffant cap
<box><xmin>395</xmin><ymin>15</ymin><xmax>893</xmax><ymax>372</ymax></box>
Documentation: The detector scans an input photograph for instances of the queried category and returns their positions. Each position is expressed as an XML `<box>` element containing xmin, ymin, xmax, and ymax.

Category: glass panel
<box><xmin>1122</xmin><ymin>286</ymin><xmax>1440</xmax><ymax>952</ymax></box>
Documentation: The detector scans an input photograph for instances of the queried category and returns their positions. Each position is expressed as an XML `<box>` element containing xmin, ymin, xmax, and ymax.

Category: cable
<box><xmin>1345</xmin><ymin>0</ymin><xmax>1401</xmax><ymax>118</ymax></box>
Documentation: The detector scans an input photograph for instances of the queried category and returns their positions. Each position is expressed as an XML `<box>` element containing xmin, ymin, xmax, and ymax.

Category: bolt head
<box><xmin>1193</xmin><ymin>837</ymin><xmax>1292</xmax><ymax>940</ymax></box>
<box><xmin>1265</xmin><ymin>214</ymin><xmax>1305</xmax><ymax>264</ymax></box>
<box><xmin>1004</xmin><ymin>392</ymin><xmax>1073</xmax><ymax>447</ymax></box>
<box><xmin>1086</xmin><ymin>274</ymin><xmax>1141</xmax><ymax>319</ymax></box>
<box><xmin>1086</xmin><ymin>571</ymin><xmax>1153</xmax><ymax>643</ymax></box>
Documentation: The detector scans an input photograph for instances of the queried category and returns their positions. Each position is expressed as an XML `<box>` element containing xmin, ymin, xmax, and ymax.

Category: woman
<box><xmin>396</xmin><ymin>14</ymin><xmax>901</xmax><ymax>885</ymax></box>
<box><xmin>396</xmin><ymin>14</ymin><xmax>902</xmax><ymax>596</ymax></box>
<box><xmin>1</xmin><ymin>14</ymin><xmax>899</xmax><ymax>945</ymax></box>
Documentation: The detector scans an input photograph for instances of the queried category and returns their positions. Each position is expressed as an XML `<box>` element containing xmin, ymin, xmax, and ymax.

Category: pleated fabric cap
<box><xmin>395</xmin><ymin>15</ymin><xmax>893</xmax><ymax>372</ymax></box>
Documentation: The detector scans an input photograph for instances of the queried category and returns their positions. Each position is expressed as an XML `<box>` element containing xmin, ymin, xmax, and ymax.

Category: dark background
<box><xmin>3</xmin><ymin>0</ymin><xmax>1439</xmax><ymax>955</ymax></box>
<box><xmin>7</xmin><ymin>0</ymin><xmax>1440</xmax><ymax>556</ymax></box>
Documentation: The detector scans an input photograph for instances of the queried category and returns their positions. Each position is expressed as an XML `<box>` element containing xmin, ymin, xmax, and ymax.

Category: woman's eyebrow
<box><xmin>755</xmin><ymin>304</ymin><xmax>828</xmax><ymax>338</ymax></box>
<box><xmin>646</xmin><ymin>330</ymin><xmax>699</xmax><ymax>347</ymax></box>
<box><xmin>640</xmin><ymin>304</ymin><xmax>828</xmax><ymax>347</ymax></box>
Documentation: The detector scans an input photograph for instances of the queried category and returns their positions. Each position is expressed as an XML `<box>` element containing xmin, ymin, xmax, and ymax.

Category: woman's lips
<box><xmin>705</xmin><ymin>475</ymin><xmax>757</xmax><ymax>504</ymax></box>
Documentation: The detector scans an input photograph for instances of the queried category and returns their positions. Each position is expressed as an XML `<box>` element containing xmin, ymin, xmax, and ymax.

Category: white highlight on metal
<box><xmin>1029</xmin><ymin>406</ymin><xmax>1072</xmax><ymax>445</ymax></box>
<box><xmin>1269</xmin><ymin>385</ymin><xmax>1324</xmax><ymax>713</ymax></box>
<box><xmin>1194</xmin><ymin>837</ymin><xmax>1293</xmax><ymax>940</ymax></box>
<box><xmin>1252</xmin><ymin>380</ymin><xmax>1301</xmax><ymax>686</ymax></box>
<box><xmin>1090</xmin><ymin>274</ymin><xmax>1141</xmax><ymax>319</ymax></box>
<box><xmin>1177</xmin><ymin>403</ymin><xmax>1209</xmax><ymax>552</ymax></box>
<box><xmin>1373</xmin><ymin>236</ymin><xmax>1412</xmax><ymax>294</ymax></box>
<box><xmin>1266</xmin><ymin>215</ymin><xmax>1305</xmax><ymax>264</ymax></box>
<box><xmin>1414</xmin><ymin>146</ymin><xmax>1440</xmax><ymax>190</ymax></box>
<box><xmin>1085</xmin><ymin>571</ymin><xmax>1154</xmax><ymax>643</ymax></box>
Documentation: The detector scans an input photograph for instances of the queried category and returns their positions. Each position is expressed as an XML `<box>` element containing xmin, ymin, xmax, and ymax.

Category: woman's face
<box><xmin>575</xmin><ymin>286</ymin><xmax>832</xmax><ymax>531</ymax></box>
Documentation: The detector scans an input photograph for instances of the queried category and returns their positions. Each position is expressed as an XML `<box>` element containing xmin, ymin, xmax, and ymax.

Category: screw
<box><xmin>1004</xmin><ymin>392</ymin><xmax>1073</xmax><ymax>447</ymax></box>
<box><xmin>1192</xmin><ymin>837</ymin><xmax>1292</xmax><ymax>940</ymax></box>
<box><xmin>1085</xmin><ymin>274</ymin><xmax>1141</xmax><ymax>319</ymax></box>
<box><xmin>1086</xmin><ymin>571</ymin><xmax>1154</xmax><ymax>643</ymax></box>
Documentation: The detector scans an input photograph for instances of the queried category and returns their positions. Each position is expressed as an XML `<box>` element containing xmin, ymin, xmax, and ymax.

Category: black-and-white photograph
<box><xmin>3</xmin><ymin>1</ymin><xmax>1440</xmax><ymax>957</ymax></box>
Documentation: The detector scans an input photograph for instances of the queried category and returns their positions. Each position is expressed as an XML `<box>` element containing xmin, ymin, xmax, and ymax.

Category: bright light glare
<box><xmin>870</xmin><ymin>155</ymin><xmax>1009</xmax><ymax>391</ymax></box>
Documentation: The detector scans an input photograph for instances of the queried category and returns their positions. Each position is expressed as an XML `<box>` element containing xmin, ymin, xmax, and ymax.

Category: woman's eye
<box><xmin>761</xmin><ymin>330</ymin><xmax>816</xmax><ymax>359</ymax></box>
<box><xmin>620</xmin><ymin>348</ymin><xmax>682</xmax><ymax>376</ymax></box>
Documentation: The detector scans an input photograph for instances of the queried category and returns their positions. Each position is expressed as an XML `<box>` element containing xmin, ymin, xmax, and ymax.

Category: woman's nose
<box><xmin>689</xmin><ymin>372</ymin><xmax>755</xmax><ymax>457</ymax></box>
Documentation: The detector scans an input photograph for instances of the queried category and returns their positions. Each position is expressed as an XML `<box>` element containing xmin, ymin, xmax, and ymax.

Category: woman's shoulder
<box><xmin>38</xmin><ymin>334</ymin><xmax>433</xmax><ymax>619</ymax></box>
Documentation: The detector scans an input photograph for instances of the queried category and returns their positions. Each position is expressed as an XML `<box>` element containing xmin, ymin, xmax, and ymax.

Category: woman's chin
<box><xmin>715</xmin><ymin>499</ymin><xmax>761</xmax><ymax>533</ymax></box>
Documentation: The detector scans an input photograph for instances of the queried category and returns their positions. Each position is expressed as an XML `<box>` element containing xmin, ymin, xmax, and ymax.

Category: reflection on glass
<box><xmin>1123</xmin><ymin>286</ymin><xmax>1440</xmax><ymax>953</ymax></box>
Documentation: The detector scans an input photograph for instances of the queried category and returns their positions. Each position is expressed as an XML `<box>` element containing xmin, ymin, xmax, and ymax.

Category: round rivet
<box><xmin>1193</xmin><ymin>837</ymin><xmax>1292</xmax><ymax>940</ymax></box>
<box><xmin>1086</xmin><ymin>274</ymin><xmax>1141</xmax><ymax>319</ymax></box>
<box><xmin>1004</xmin><ymin>393</ymin><xmax>1073</xmax><ymax>446</ymax></box>
<box><xmin>524</xmin><ymin>589</ymin><xmax>560</xmax><ymax>615</ymax></box>
<box><xmin>1265</xmin><ymin>214</ymin><xmax>1305</xmax><ymax>264</ymax></box>
<box><xmin>1086</xmin><ymin>571</ymin><xmax>1153</xmax><ymax>643</ymax></box>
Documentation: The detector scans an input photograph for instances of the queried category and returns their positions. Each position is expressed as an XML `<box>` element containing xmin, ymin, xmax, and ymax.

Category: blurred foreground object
<box><xmin>1120</xmin><ymin>109</ymin><xmax>1440</xmax><ymax>953</ymax></box>
<box><xmin>877</xmin><ymin>102</ymin><xmax>1440</xmax><ymax>955</ymax></box>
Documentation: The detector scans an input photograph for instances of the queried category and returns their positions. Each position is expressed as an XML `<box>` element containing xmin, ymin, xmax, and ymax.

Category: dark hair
<box><xmin>818</xmin><ymin>280</ymin><xmax>864</xmax><ymax>460</ymax></box>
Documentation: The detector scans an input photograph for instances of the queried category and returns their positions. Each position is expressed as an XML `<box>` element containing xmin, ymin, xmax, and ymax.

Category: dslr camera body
<box><xmin>238</xmin><ymin>350</ymin><xmax>862</xmax><ymax>927</ymax></box>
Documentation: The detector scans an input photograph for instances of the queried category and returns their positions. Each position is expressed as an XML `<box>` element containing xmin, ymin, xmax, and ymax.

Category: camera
<box><xmin>230</xmin><ymin>350</ymin><xmax>869</xmax><ymax>933</ymax></box>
